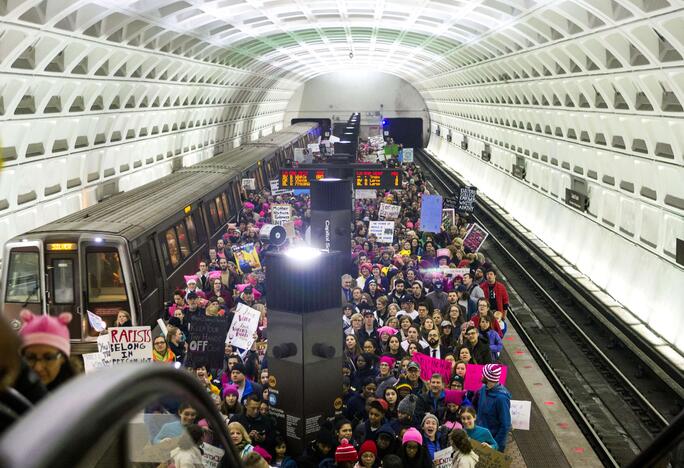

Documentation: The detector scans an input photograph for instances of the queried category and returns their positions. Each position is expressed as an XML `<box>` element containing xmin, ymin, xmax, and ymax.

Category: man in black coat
<box><xmin>421</xmin><ymin>329</ymin><xmax>449</xmax><ymax>360</ymax></box>
<box><xmin>464</xmin><ymin>326</ymin><xmax>493</xmax><ymax>364</ymax></box>
<box><xmin>231</xmin><ymin>394</ymin><xmax>276</xmax><ymax>453</ymax></box>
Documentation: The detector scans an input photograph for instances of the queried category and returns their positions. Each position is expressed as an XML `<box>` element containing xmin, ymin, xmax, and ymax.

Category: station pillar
<box><xmin>309</xmin><ymin>178</ymin><xmax>352</xmax><ymax>274</ymax></box>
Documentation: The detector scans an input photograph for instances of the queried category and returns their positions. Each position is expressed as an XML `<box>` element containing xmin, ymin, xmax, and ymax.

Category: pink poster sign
<box><xmin>464</xmin><ymin>363</ymin><xmax>508</xmax><ymax>392</ymax></box>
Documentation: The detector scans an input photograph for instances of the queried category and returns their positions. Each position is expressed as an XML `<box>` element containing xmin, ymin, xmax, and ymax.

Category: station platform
<box><xmin>501</xmin><ymin>309</ymin><xmax>602</xmax><ymax>467</ymax></box>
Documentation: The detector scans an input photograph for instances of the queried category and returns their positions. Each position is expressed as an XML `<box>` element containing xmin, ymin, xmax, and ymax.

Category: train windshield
<box><xmin>5</xmin><ymin>249</ymin><xmax>41</xmax><ymax>303</ymax></box>
<box><xmin>86</xmin><ymin>250</ymin><xmax>127</xmax><ymax>304</ymax></box>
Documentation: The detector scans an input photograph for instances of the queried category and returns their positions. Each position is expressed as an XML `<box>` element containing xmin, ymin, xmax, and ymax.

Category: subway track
<box><xmin>416</xmin><ymin>149</ymin><xmax>684</xmax><ymax>467</ymax></box>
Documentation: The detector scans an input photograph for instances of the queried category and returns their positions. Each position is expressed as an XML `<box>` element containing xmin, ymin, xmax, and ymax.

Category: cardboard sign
<box><xmin>82</xmin><ymin>352</ymin><xmax>107</xmax><ymax>373</ymax></box>
<box><xmin>272</xmin><ymin>204</ymin><xmax>292</xmax><ymax>225</ymax></box>
<box><xmin>227</xmin><ymin>303</ymin><xmax>261</xmax><ymax>350</ymax></box>
<box><xmin>202</xmin><ymin>442</ymin><xmax>225</xmax><ymax>468</ymax></box>
<box><xmin>355</xmin><ymin>189</ymin><xmax>376</xmax><ymax>199</ymax></box>
<box><xmin>464</xmin><ymin>364</ymin><xmax>508</xmax><ymax>392</ymax></box>
<box><xmin>187</xmin><ymin>316</ymin><xmax>230</xmax><ymax>371</ymax></box>
<box><xmin>368</xmin><ymin>220</ymin><xmax>395</xmax><ymax>243</ymax></box>
<box><xmin>403</xmin><ymin>147</ymin><xmax>414</xmax><ymax>163</ymax></box>
<box><xmin>433</xmin><ymin>446</ymin><xmax>453</xmax><ymax>468</ymax></box>
<box><xmin>232</xmin><ymin>243</ymin><xmax>261</xmax><ymax>274</ymax></box>
<box><xmin>412</xmin><ymin>353</ymin><xmax>453</xmax><ymax>383</ymax></box>
<box><xmin>442</xmin><ymin>208</ymin><xmax>455</xmax><ymax>229</ymax></box>
<box><xmin>510</xmin><ymin>400</ymin><xmax>532</xmax><ymax>430</ymax></box>
<box><xmin>458</xmin><ymin>186</ymin><xmax>477</xmax><ymax>212</ymax></box>
<box><xmin>463</xmin><ymin>223</ymin><xmax>489</xmax><ymax>252</ymax></box>
<box><xmin>241</xmin><ymin>178</ymin><xmax>256</xmax><ymax>191</ymax></box>
<box><xmin>379</xmin><ymin>203</ymin><xmax>401</xmax><ymax>220</ymax></box>
<box><xmin>110</xmin><ymin>326</ymin><xmax>152</xmax><ymax>364</ymax></box>
<box><xmin>97</xmin><ymin>334</ymin><xmax>112</xmax><ymax>365</ymax></box>
<box><xmin>420</xmin><ymin>194</ymin><xmax>443</xmax><ymax>233</ymax></box>
<box><xmin>470</xmin><ymin>438</ymin><xmax>512</xmax><ymax>467</ymax></box>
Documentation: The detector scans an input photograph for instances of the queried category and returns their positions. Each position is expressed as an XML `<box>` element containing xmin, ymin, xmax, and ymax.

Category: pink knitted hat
<box><xmin>19</xmin><ymin>310</ymin><xmax>72</xmax><ymax>356</ymax></box>
<box><xmin>402</xmin><ymin>427</ymin><xmax>423</xmax><ymax>446</ymax></box>
<box><xmin>379</xmin><ymin>356</ymin><xmax>396</xmax><ymax>367</ymax></box>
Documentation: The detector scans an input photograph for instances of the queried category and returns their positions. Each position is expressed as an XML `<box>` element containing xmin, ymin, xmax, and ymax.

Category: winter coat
<box><xmin>475</xmin><ymin>383</ymin><xmax>511</xmax><ymax>451</ymax></box>
<box><xmin>415</xmin><ymin>390</ymin><xmax>447</xmax><ymax>424</ymax></box>
<box><xmin>479</xmin><ymin>329</ymin><xmax>503</xmax><ymax>361</ymax></box>
<box><xmin>451</xmin><ymin>449</ymin><xmax>479</xmax><ymax>468</ymax></box>
<box><xmin>464</xmin><ymin>425</ymin><xmax>498</xmax><ymax>450</ymax></box>
<box><xmin>467</xmin><ymin>336</ymin><xmax>493</xmax><ymax>365</ymax></box>
<box><xmin>480</xmin><ymin>282</ymin><xmax>509</xmax><ymax>319</ymax></box>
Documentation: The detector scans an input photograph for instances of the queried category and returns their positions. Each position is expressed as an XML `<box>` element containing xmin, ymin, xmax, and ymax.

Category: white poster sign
<box><xmin>87</xmin><ymin>310</ymin><xmax>107</xmax><ymax>332</ymax></box>
<box><xmin>82</xmin><ymin>352</ymin><xmax>107</xmax><ymax>373</ymax></box>
<box><xmin>109</xmin><ymin>326</ymin><xmax>152</xmax><ymax>364</ymax></box>
<box><xmin>227</xmin><ymin>303</ymin><xmax>261</xmax><ymax>350</ymax></box>
<box><xmin>355</xmin><ymin>189</ymin><xmax>376</xmax><ymax>199</ymax></box>
<box><xmin>271</xmin><ymin>204</ymin><xmax>292</xmax><ymax>225</ymax></box>
<box><xmin>294</xmin><ymin>148</ymin><xmax>305</xmax><ymax>163</ymax></box>
<box><xmin>202</xmin><ymin>443</ymin><xmax>225</xmax><ymax>468</ymax></box>
<box><xmin>241</xmin><ymin>178</ymin><xmax>256</xmax><ymax>191</ymax></box>
<box><xmin>308</xmin><ymin>143</ymin><xmax>320</xmax><ymax>153</ymax></box>
<box><xmin>433</xmin><ymin>447</ymin><xmax>453</xmax><ymax>468</ymax></box>
<box><xmin>270</xmin><ymin>179</ymin><xmax>279</xmax><ymax>192</ymax></box>
<box><xmin>378</xmin><ymin>203</ymin><xmax>401</xmax><ymax>220</ymax></box>
<box><xmin>510</xmin><ymin>399</ymin><xmax>532</xmax><ymax>430</ymax></box>
<box><xmin>403</xmin><ymin>147</ymin><xmax>414</xmax><ymax>163</ymax></box>
<box><xmin>369</xmin><ymin>221</ymin><xmax>395</xmax><ymax>243</ymax></box>
<box><xmin>97</xmin><ymin>334</ymin><xmax>112</xmax><ymax>365</ymax></box>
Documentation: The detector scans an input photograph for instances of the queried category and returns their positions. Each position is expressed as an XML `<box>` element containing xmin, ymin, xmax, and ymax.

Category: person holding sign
<box><xmin>472</xmin><ymin>364</ymin><xmax>511</xmax><ymax>452</ymax></box>
<box><xmin>19</xmin><ymin>310</ymin><xmax>76</xmax><ymax>392</ymax></box>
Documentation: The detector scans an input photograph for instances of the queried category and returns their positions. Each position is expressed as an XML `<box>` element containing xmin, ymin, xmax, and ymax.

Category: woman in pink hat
<box><xmin>19</xmin><ymin>310</ymin><xmax>76</xmax><ymax>391</ymax></box>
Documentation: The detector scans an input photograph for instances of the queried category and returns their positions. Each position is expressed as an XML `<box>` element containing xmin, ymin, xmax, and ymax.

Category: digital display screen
<box><xmin>280</xmin><ymin>169</ymin><xmax>327</xmax><ymax>188</ymax></box>
<box><xmin>354</xmin><ymin>169</ymin><xmax>402</xmax><ymax>189</ymax></box>
<box><xmin>46</xmin><ymin>243</ymin><xmax>77</xmax><ymax>251</ymax></box>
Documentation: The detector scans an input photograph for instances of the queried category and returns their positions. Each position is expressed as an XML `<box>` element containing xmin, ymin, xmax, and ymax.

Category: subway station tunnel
<box><xmin>0</xmin><ymin>1</ymin><xmax>683</xmax><ymax>467</ymax></box>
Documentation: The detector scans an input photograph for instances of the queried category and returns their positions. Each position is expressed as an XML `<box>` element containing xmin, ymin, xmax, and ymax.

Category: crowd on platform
<box><xmin>1</xmin><ymin>144</ymin><xmax>514</xmax><ymax>468</ymax></box>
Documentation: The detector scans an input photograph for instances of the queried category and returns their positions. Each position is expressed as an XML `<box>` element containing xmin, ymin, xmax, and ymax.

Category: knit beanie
<box><xmin>222</xmin><ymin>384</ymin><xmax>239</xmax><ymax>398</ymax></box>
<box><xmin>231</xmin><ymin>361</ymin><xmax>247</xmax><ymax>375</ymax></box>
<box><xmin>421</xmin><ymin>413</ymin><xmax>439</xmax><ymax>427</ymax></box>
<box><xmin>359</xmin><ymin>440</ymin><xmax>377</xmax><ymax>456</ymax></box>
<box><xmin>402</xmin><ymin>427</ymin><xmax>423</xmax><ymax>446</ymax></box>
<box><xmin>19</xmin><ymin>310</ymin><xmax>72</xmax><ymax>356</ymax></box>
<box><xmin>396</xmin><ymin>393</ymin><xmax>418</xmax><ymax>416</ymax></box>
<box><xmin>378</xmin><ymin>356</ymin><xmax>396</xmax><ymax>368</ymax></box>
<box><xmin>335</xmin><ymin>438</ymin><xmax>358</xmax><ymax>462</ymax></box>
<box><xmin>444</xmin><ymin>389</ymin><xmax>466</xmax><ymax>406</ymax></box>
<box><xmin>482</xmin><ymin>363</ymin><xmax>502</xmax><ymax>383</ymax></box>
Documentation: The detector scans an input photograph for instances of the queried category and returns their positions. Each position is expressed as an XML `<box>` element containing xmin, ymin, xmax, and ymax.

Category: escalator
<box><xmin>0</xmin><ymin>365</ymin><xmax>242</xmax><ymax>468</ymax></box>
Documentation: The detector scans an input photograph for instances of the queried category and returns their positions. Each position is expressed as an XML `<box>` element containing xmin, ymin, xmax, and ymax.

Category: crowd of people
<box><xmin>0</xmin><ymin>140</ymin><xmax>515</xmax><ymax>468</ymax></box>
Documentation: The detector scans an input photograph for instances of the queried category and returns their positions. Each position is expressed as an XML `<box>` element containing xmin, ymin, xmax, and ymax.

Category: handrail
<box><xmin>626</xmin><ymin>409</ymin><xmax>684</xmax><ymax>468</ymax></box>
<box><xmin>0</xmin><ymin>364</ymin><xmax>242</xmax><ymax>468</ymax></box>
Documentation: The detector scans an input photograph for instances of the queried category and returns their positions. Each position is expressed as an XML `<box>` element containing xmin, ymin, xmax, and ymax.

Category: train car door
<box><xmin>44</xmin><ymin>244</ymin><xmax>82</xmax><ymax>341</ymax></box>
<box><xmin>132</xmin><ymin>239</ymin><xmax>163</xmax><ymax>326</ymax></box>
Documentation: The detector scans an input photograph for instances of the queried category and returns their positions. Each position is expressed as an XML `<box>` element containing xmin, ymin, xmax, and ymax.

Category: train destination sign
<box><xmin>279</xmin><ymin>169</ymin><xmax>326</xmax><ymax>188</ymax></box>
<box><xmin>353</xmin><ymin>169</ymin><xmax>402</xmax><ymax>190</ymax></box>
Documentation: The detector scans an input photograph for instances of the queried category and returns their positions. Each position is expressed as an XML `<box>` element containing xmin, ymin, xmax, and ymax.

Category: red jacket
<box><xmin>480</xmin><ymin>281</ymin><xmax>509</xmax><ymax>319</ymax></box>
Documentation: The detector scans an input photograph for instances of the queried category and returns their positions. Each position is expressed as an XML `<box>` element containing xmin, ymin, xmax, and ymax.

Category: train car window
<box><xmin>175</xmin><ymin>221</ymin><xmax>191</xmax><ymax>258</ymax></box>
<box><xmin>133</xmin><ymin>258</ymin><xmax>146</xmax><ymax>295</ymax></box>
<box><xmin>164</xmin><ymin>228</ymin><xmax>181</xmax><ymax>267</ymax></box>
<box><xmin>220</xmin><ymin>193</ymin><xmax>230</xmax><ymax>220</ymax></box>
<box><xmin>226</xmin><ymin>188</ymin><xmax>236</xmax><ymax>216</ymax></box>
<box><xmin>52</xmin><ymin>259</ymin><xmax>74</xmax><ymax>304</ymax></box>
<box><xmin>208</xmin><ymin>201</ymin><xmax>220</xmax><ymax>232</ymax></box>
<box><xmin>215</xmin><ymin>196</ymin><xmax>226</xmax><ymax>223</ymax></box>
<box><xmin>86</xmin><ymin>250</ymin><xmax>127</xmax><ymax>304</ymax></box>
<box><xmin>232</xmin><ymin>183</ymin><xmax>242</xmax><ymax>210</ymax></box>
<box><xmin>4</xmin><ymin>250</ymin><xmax>40</xmax><ymax>303</ymax></box>
<box><xmin>184</xmin><ymin>215</ymin><xmax>199</xmax><ymax>250</ymax></box>
<box><xmin>192</xmin><ymin>210</ymin><xmax>206</xmax><ymax>243</ymax></box>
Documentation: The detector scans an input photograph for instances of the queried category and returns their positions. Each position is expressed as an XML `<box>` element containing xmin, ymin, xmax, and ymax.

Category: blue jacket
<box><xmin>465</xmin><ymin>425</ymin><xmax>498</xmax><ymax>450</ymax></box>
<box><xmin>481</xmin><ymin>329</ymin><xmax>503</xmax><ymax>360</ymax></box>
<box><xmin>475</xmin><ymin>384</ymin><xmax>511</xmax><ymax>451</ymax></box>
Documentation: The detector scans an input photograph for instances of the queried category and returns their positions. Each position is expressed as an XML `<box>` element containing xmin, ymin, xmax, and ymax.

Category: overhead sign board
<box><xmin>280</xmin><ymin>169</ymin><xmax>326</xmax><ymax>189</ymax></box>
<box><xmin>353</xmin><ymin>169</ymin><xmax>402</xmax><ymax>190</ymax></box>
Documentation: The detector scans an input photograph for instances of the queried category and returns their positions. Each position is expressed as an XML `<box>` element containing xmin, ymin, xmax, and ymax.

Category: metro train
<box><xmin>0</xmin><ymin>122</ymin><xmax>319</xmax><ymax>352</ymax></box>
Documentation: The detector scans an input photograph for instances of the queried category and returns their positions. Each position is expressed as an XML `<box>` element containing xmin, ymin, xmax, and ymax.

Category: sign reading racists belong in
<box><xmin>368</xmin><ymin>220</ymin><xmax>395</xmax><ymax>243</ymax></box>
<box><xmin>187</xmin><ymin>316</ymin><xmax>230</xmax><ymax>370</ymax></box>
<box><xmin>110</xmin><ymin>326</ymin><xmax>152</xmax><ymax>364</ymax></box>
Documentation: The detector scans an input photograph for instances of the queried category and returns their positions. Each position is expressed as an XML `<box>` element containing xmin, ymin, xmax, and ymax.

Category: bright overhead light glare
<box><xmin>284</xmin><ymin>246</ymin><xmax>322</xmax><ymax>261</ymax></box>
<box><xmin>94</xmin><ymin>237</ymin><xmax>103</xmax><ymax>243</ymax></box>
<box><xmin>320</xmin><ymin>177</ymin><xmax>341</xmax><ymax>181</ymax></box>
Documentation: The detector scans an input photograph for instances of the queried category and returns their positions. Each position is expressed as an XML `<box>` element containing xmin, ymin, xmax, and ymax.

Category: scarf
<box><xmin>153</xmin><ymin>347</ymin><xmax>175</xmax><ymax>363</ymax></box>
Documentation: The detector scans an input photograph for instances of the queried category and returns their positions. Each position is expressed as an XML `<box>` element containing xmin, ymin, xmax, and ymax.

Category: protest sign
<box><xmin>412</xmin><ymin>353</ymin><xmax>453</xmax><ymax>384</ymax></box>
<box><xmin>470</xmin><ymin>439</ymin><xmax>512</xmax><ymax>467</ymax></box>
<box><xmin>510</xmin><ymin>400</ymin><xmax>532</xmax><ymax>430</ymax></box>
<box><xmin>308</xmin><ymin>143</ymin><xmax>320</xmax><ymax>154</ymax></box>
<box><xmin>458</xmin><ymin>186</ymin><xmax>477</xmax><ymax>212</ymax></box>
<box><xmin>82</xmin><ymin>352</ymin><xmax>107</xmax><ymax>373</ymax></box>
<box><xmin>464</xmin><ymin>364</ymin><xmax>508</xmax><ymax>392</ymax></box>
<box><xmin>420</xmin><ymin>194</ymin><xmax>443</xmax><ymax>233</ymax></box>
<box><xmin>442</xmin><ymin>208</ymin><xmax>455</xmax><ymax>229</ymax></box>
<box><xmin>294</xmin><ymin>148</ymin><xmax>305</xmax><ymax>163</ymax></box>
<box><xmin>379</xmin><ymin>203</ymin><xmax>401</xmax><ymax>220</ymax></box>
<box><xmin>403</xmin><ymin>147</ymin><xmax>414</xmax><ymax>163</ymax></box>
<box><xmin>110</xmin><ymin>326</ymin><xmax>152</xmax><ymax>364</ymax></box>
<box><xmin>443</xmin><ymin>197</ymin><xmax>458</xmax><ymax>210</ymax></box>
<box><xmin>355</xmin><ymin>189</ymin><xmax>376</xmax><ymax>199</ymax></box>
<box><xmin>433</xmin><ymin>447</ymin><xmax>453</xmax><ymax>468</ymax></box>
<box><xmin>368</xmin><ymin>221</ymin><xmax>395</xmax><ymax>243</ymax></box>
<box><xmin>232</xmin><ymin>243</ymin><xmax>261</xmax><ymax>274</ymax></box>
<box><xmin>227</xmin><ymin>303</ymin><xmax>261</xmax><ymax>350</ymax></box>
<box><xmin>271</xmin><ymin>204</ymin><xmax>292</xmax><ymax>225</ymax></box>
<box><xmin>270</xmin><ymin>179</ymin><xmax>293</xmax><ymax>196</ymax></box>
<box><xmin>187</xmin><ymin>316</ymin><xmax>230</xmax><ymax>370</ymax></box>
<box><xmin>463</xmin><ymin>223</ymin><xmax>489</xmax><ymax>252</ymax></box>
<box><xmin>241</xmin><ymin>178</ymin><xmax>256</xmax><ymax>191</ymax></box>
<box><xmin>87</xmin><ymin>310</ymin><xmax>107</xmax><ymax>332</ymax></box>
<box><xmin>97</xmin><ymin>334</ymin><xmax>112</xmax><ymax>365</ymax></box>
<box><xmin>202</xmin><ymin>443</ymin><xmax>225</xmax><ymax>468</ymax></box>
